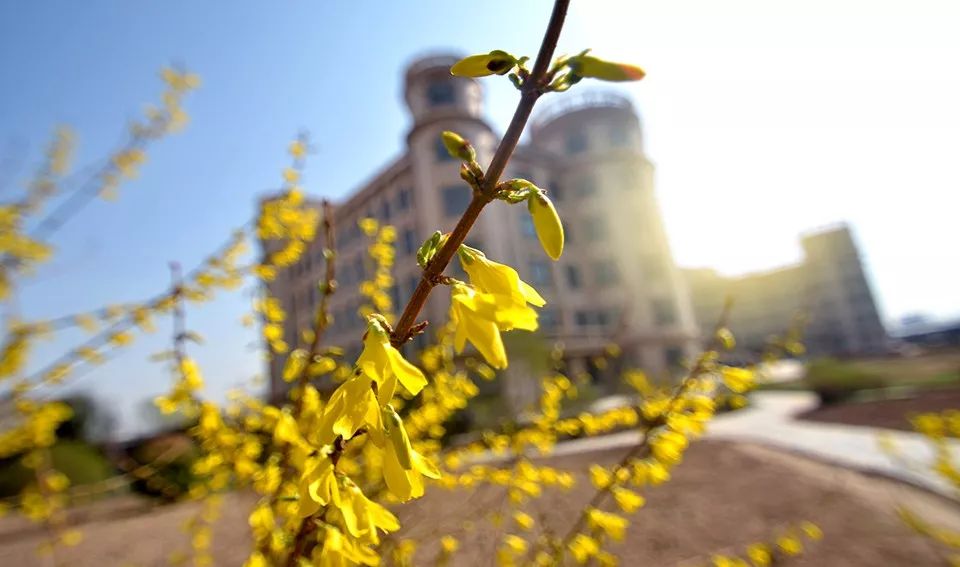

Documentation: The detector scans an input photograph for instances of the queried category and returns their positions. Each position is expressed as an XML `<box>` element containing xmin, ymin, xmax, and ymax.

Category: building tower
<box><xmin>262</xmin><ymin>55</ymin><xmax>702</xmax><ymax>405</ymax></box>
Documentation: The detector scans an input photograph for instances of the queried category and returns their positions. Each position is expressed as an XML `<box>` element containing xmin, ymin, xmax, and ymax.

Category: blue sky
<box><xmin>2</xmin><ymin>0</ymin><xmax>958</xmax><ymax>436</ymax></box>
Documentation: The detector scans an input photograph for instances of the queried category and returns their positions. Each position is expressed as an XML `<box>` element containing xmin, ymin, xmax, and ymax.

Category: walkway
<box><xmin>551</xmin><ymin>392</ymin><xmax>959</xmax><ymax>498</ymax></box>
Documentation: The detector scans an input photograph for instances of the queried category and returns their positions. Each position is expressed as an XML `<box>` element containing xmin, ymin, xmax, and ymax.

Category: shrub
<box><xmin>805</xmin><ymin>358</ymin><xmax>887</xmax><ymax>405</ymax></box>
<box><xmin>0</xmin><ymin>440</ymin><xmax>114</xmax><ymax>498</ymax></box>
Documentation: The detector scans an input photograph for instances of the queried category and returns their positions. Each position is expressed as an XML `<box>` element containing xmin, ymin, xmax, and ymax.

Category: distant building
<box><xmin>262</xmin><ymin>54</ymin><xmax>699</xmax><ymax>403</ymax></box>
<box><xmin>894</xmin><ymin>318</ymin><xmax>960</xmax><ymax>349</ymax></box>
<box><xmin>683</xmin><ymin>225</ymin><xmax>888</xmax><ymax>358</ymax></box>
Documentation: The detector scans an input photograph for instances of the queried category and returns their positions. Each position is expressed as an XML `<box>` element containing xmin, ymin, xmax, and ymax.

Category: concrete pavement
<box><xmin>551</xmin><ymin>392</ymin><xmax>960</xmax><ymax>498</ymax></box>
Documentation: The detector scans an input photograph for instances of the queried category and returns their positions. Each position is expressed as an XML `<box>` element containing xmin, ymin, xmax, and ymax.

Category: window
<box><xmin>575</xmin><ymin>176</ymin><xmax>597</xmax><ymax>198</ymax></box>
<box><xmin>565</xmin><ymin>265</ymin><xmax>581</xmax><ymax>289</ymax></box>
<box><xmin>427</xmin><ymin>80</ymin><xmax>456</xmax><ymax>106</ymax></box>
<box><xmin>442</xmin><ymin>185</ymin><xmax>470</xmax><ymax>216</ymax></box>
<box><xmin>575</xmin><ymin>310</ymin><xmax>608</xmax><ymax>328</ymax></box>
<box><xmin>595</xmin><ymin>260</ymin><xmax>620</xmax><ymax>286</ymax></box>
<box><xmin>666</xmin><ymin>347</ymin><xmax>685</xmax><ymax>368</ymax></box>
<box><xmin>520</xmin><ymin>214</ymin><xmax>536</xmax><ymax>238</ymax></box>
<box><xmin>652</xmin><ymin>298</ymin><xmax>676</xmax><ymax>326</ymax></box>
<box><xmin>397</xmin><ymin>187</ymin><xmax>411</xmax><ymax>210</ymax></box>
<box><xmin>436</xmin><ymin>137</ymin><xmax>456</xmax><ymax>161</ymax></box>
<box><xmin>611</xmin><ymin>124</ymin><xmax>631</xmax><ymax>147</ymax></box>
<box><xmin>380</xmin><ymin>199</ymin><xmax>391</xmax><ymax>221</ymax></box>
<box><xmin>403</xmin><ymin>228</ymin><xmax>417</xmax><ymax>255</ymax></box>
<box><xmin>540</xmin><ymin>309</ymin><xmax>560</xmax><ymax>330</ymax></box>
<box><xmin>585</xmin><ymin>217</ymin><xmax>607</xmax><ymax>242</ymax></box>
<box><xmin>529</xmin><ymin>260</ymin><xmax>553</xmax><ymax>287</ymax></box>
<box><xmin>566</xmin><ymin>131</ymin><xmax>588</xmax><ymax>154</ymax></box>
<box><xmin>575</xmin><ymin>310</ymin><xmax>590</xmax><ymax>327</ymax></box>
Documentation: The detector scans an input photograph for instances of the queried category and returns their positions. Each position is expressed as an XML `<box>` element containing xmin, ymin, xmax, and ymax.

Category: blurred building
<box><xmin>263</xmin><ymin>54</ymin><xmax>699</xmax><ymax>403</ymax></box>
<box><xmin>683</xmin><ymin>224</ymin><xmax>888</xmax><ymax>358</ymax></box>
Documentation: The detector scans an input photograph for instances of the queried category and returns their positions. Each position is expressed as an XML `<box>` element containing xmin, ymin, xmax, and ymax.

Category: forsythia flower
<box><xmin>721</xmin><ymin>366</ymin><xmax>755</xmax><ymax>393</ymax></box>
<box><xmin>586</xmin><ymin>508</ymin><xmax>629</xmax><ymax>541</ymax></box>
<box><xmin>450</xmin><ymin>283</ymin><xmax>509</xmax><ymax>369</ymax></box>
<box><xmin>378</xmin><ymin>405</ymin><xmax>441</xmax><ymax>501</ymax></box>
<box><xmin>318</xmin><ymin>373</ymin><xmax>381</xmax><ymax>444</ymax></box>
<box><xmin>316</xmin><ymin>525</ymin><xmax>379</xmax><ymax>566</ymax></box>
<box><xmin>357</xmin><ymin>317</ymin><xmax>427</xmax><ymax>404</ymax></box>
<box><xmin>568</xmin><ymin>534</ymin><xmax>600</xmax><ymax>564</ymax></box>
<box><xmin>459</xmin><ymin>245</ymin><xmax>545</xmax><ymax>329</ymax></box>
<box><xmin>339</xmin><ymin>480</ymin><xmax>400</xmax><ymax>544</ymax></box>
<box><xmin>612</xmin><ymin>486</ymin><xmax>645</xmax><ymax>513</ymax></box>
<box><xmin>298</xmin><ymin>455</ymin><xmax>341</xmax><ymax>518</ymax></box>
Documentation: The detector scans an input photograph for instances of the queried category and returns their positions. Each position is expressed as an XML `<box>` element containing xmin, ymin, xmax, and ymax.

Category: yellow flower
<box><xmin>449</xmin><ymin>283</ymin><xmax>507</xmax><ymax>369</ymax></box>
<box><xmin>357</xmin><ymin>317</ymin><xmax>427</xmax><ymax>404</ymax></box>
<box><xmin>721</xmin><ymin>366</ymin><xmax>755</xmax><ymax>393</ymax></box>
<box><xmin>800</xmin><ymin>521</ymin><xmax>823</xmax><ymax>541</ymax></box>
<box><xmin>776</xmin><ymin>535</ymin><xmax>803</xmax><ymax>556</ymax></box>
<box><xmin>289</xmin><ymin>140</ymin><xmax>306</xmax><ymax>158</ymax></box>
<box><xmin>441</xmin><ymin>535</ymin><xmax>459</xmax><ymax>554</ymax></box>
<box><xmin>459</xmin><ymin>245</ymin><xmax>545</xmax><ymax>326</ymax></box>
<box><xmin>527</xmin><ymin>191</ymin><xmax>564</xmax><ymax>260</ymax></box>
<box><xmin>514</xmin><ymin>511</ymin><xmax>535</xmax><ymax>531</ymax></box>
<box><xmin>339</xmin><ymin>480</ymin><xmax>400</xmax><ymax>545</ymax></box>
<box><xmin>297</xmin><ymin>456</ymin><xmax>341</xmax><ymax>518</ymax></box>
<box><xmin>318</xmin><ymin>373</ymin><xmax>381</xmax><ymax>444</ymax></box>
<box><xmin>586</xmin><ymin>508</ymin><xmax>629</xmax><ymax>541</ymax></box>
<box><xmin>568</xmin><ymin>534</ymin><xmax>600</xmax><ymax>564</ymax></box>
<box><xmin>650</xmin><ymin>429</ymin><xmax>688</xmax><ymax>466</ymax></box>
<box><xmin>450</xmin><ymin>50</ymin><xmax>518</xmax><ymax>77</ymax></box>
<box><xmin>378</xmin><ymin>405</ymin><xmax>441</xmax><ymax>501</ymax></box>
<box><xmin>316</xmin><ymin>525</ymin><xmax>379</xmax><ymax>566</ymax></box>
<box><xmin>612</xmin><ymin>486</ymin><xmax>645</xmax><ymax>513</ymax></box>
<box><xmin>746</xmin><ymin>543</ymin><xmax>771</xmax><ymax>567</ymax></box>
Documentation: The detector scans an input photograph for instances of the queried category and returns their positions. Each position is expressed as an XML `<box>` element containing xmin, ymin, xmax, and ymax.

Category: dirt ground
<box><xmin>1</xmin><ymin>440</ymin><xmax>958</xmax><ymax>566</ymax></box>
<box><xmin>799</xmin><ymin>386</ymin><xmax>960</xmax><ymax>432</ymax></box>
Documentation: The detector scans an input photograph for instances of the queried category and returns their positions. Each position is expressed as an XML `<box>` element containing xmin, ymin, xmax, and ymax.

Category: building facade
<box><xmin>263</xmin><ymin>54</ymin><xmax>699</xmax><ymax>403</ymax></box>
<box><xmin>683</xmin><ymin>225</ymin><xmax>888</xmax><ymax>358</ymax></box>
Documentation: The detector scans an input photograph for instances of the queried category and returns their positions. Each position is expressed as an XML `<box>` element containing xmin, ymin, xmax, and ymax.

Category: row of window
<box><xmin>339</xmin><ymin>187</ymin><xmax>414</xmax><ymax>246</ymax></box>
<box><xmin>564</xmin><ymin>123</ymin><xmax>634</xmax><ymax>154</ymax></box>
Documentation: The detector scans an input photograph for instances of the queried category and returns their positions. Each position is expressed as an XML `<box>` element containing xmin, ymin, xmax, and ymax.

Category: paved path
<box><xmin>551</xmin><ymin>392</ymin><xmax>959</xmax><ymax>498</ymax></box>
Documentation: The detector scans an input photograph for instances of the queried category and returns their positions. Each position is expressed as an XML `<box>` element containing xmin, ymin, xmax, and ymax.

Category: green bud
<box><xmin>568</xmin><ymin>54</ymin><xmax>645</xmax><ymax>82</ymax></box>
<box><xmin>716</xmin><ymin>328</ymin><xmax>736</xmax><ymax>350</ymax></box>
<box><xmin>497</xmin><ymin>178</ymin><xmax>537</xmax><ymax>204</ymax></box>
<box><xmin>441</xmin><ymin>131</ymin><xmax>476</xmax><ymax>162</ymax></box>
<box><xmin>282</xmin><ymin>349</ymin><xmax>308</xmax><ymax>382</ymax></box>
<box><xmin>527</xmin><ymin>190</ymin><xmax>564</xmax><ymax>261</ymax></box>
<box><xmin>450</xmin><ymin>50</ymin><xmax>519</xmax><ymax>77</ymax></box>
<box><xmin>382</xmin><ymin>405</ymin><xmax>413</xmax><ymax>469</ymax></box>
<box><xmin>417</xmin><ymin>231</ymin><xmax>443</xmax><ymax>268</ymax></box>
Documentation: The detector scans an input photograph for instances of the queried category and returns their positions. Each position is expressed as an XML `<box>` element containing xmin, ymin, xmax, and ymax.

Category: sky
<box><xmin>1</xmin><ymin>0</ymin><xmax>957</xmax><ymax>436</ymax></box>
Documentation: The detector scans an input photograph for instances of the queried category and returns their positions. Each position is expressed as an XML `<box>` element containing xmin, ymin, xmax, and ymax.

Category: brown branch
<box><xmin>544</xmin><ymin>297</ymin><xmax>735</xmax><ymax>561</ymax></box>
<box><xmin>283</xmin><ymin>2</ymin><xmax>572</xmax><ymax>564</ymax></box>
<box><xmin>390</xmin><ymin>0</ymin><xmax>570</xmax><ymax>347</ymax></box>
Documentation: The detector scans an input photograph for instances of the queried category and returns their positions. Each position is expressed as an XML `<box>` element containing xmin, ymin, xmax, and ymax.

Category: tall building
<box><xmin>683</xmin><ymin>224</ymin><xmax>888</xmax><ymax>358</ymax></box>
<box><xmin>263</xmin><ymin>54</ymin><xmax>699</xmax><ymax>403</ymax></box>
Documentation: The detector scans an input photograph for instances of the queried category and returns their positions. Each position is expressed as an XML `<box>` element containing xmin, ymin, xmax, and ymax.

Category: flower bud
<box><xmin>450</xmin><ymin>50</ymin><xmax>518</xmax><ymax>77</ymax></box>
<box><xmin>568</xmin><ymin>54</ymin><xmax>645</xmax><ymax>82</ymax></box>
<box><xmin>441</xmin><ymin>131</ymin><xmax>476</xmax><ymax>162</ymax></box>
<box><xmin>527</xmin><ymin>191</ymin><xmax>564</xmax><ymax>260</ymax></box>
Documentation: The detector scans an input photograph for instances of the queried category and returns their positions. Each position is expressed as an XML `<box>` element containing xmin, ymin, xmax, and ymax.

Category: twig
<box><xmin>389</xmin><ymin>0</ymin><xmax>570</xmax><ymax>348</ymax></box>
